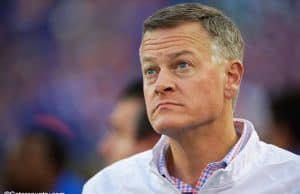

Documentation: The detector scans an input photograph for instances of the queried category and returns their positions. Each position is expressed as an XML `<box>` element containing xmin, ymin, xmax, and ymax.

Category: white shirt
<box><xmin>83</xmin><ymin>119</ymin><xmax>300</xmax><ymax>194</ymax></box>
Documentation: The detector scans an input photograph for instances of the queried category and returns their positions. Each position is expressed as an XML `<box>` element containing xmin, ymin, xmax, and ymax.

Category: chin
<box><xmin>151</xmin><ymin>116</ymin><xmax>188</xmax><ymax>136</ymax></box>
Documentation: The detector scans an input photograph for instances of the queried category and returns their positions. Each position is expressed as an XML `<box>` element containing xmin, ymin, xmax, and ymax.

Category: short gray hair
<box><xmin>143</xmin><ymin>3</ymin><xmax>244</xmax><ymax>62</ymax></box>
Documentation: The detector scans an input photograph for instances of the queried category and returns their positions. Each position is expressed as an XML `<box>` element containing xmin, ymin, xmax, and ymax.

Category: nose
<box><xmin>154</xmin><ymin>69</ymin><xmax>175</xmax><ymax>95</ymax></box>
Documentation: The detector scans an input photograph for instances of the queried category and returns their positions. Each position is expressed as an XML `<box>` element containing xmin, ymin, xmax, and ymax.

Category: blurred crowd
<box><xmin>0</xmin><ymin>0</ymin><xmax>300</xmax><ymax>193</ymax></box>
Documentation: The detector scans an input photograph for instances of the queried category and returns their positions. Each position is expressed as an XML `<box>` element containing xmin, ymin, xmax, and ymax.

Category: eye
<box><xmin>178</xmin><ymin>62</ymin><xmax>188</xmax><ymax>68</ymax></box>
<box><xmin>176</xmin><ymin>62</ymin><xmax>190</xmax><ymax>71</ymax></box>
<box><xmin>144</xmin><ymin>68</ymin><xmax>157</xmax><ymax>76</ymax></box>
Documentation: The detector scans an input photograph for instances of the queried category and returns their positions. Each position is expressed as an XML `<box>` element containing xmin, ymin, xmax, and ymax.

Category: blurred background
<box><xmin>0</xmin><ymin>0</ymin><xmax>300</xmax><ymax>192</ymax></box>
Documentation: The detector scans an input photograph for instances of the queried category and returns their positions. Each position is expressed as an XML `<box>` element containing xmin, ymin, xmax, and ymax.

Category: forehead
<box><xmin>140</xmin><ymin>22</ymin><xmax>213</xmax><ymax>57</ymax></box>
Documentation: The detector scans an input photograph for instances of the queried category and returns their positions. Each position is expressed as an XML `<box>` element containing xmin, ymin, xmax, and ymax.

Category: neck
<box><xmin>166</xmin><ymin>108</ymin><xmax>238</xmax><ymax>186</ymax></box>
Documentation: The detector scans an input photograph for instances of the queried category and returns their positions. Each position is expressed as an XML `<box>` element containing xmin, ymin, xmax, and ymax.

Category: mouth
<box><xmin>153</xmin><ymin>101</ymin><xmax>183</xmax><ymax>113</ymax></box>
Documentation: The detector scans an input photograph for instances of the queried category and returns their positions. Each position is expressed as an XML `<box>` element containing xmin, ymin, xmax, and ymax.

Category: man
<box><xmin>3</xmin><ymin>115</ymin><xmax>83</xmax><ymax>193</ymax></box>
<box><xmin>99</xmin><ymin>79</ymin><xmax>160</xmax><ymax>165</ymax></box>
<box><xmin>83</xmin><ymin>3</ymin><xmax>300</xmax><ymax>194</ymax></box>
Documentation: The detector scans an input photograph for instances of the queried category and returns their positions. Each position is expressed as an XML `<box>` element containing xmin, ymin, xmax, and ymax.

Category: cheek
<box><xmin>187</xmin><ymin>75</ymin><xmax>224</xmax><ymax>111</ymax></box>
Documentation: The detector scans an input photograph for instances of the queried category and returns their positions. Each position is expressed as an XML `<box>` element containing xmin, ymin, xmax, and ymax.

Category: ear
<box><xmin>224</xmin><ymin>60</ymin><xmax>244</xmax><ymax>99</ymax></box>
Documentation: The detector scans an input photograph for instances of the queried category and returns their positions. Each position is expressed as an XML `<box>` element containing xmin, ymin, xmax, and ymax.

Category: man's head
<box><xmin>99</xmin><ymin>79</ymin><xmax>159</xmax><ymax>164</ymax></box>
<box><xmin>139</xmin><ymin>3</ymin><xmax>244</xmax><ymax>137</ymax></box>
<box><xmin>4</xmin><ymin>121</ymin><xmax>69</xmax><ymax>192</ymax></box>
<box><xmin>143</xmin><ymin>3</ymin><xmax>244</xmax><ymax>63</ymax></box>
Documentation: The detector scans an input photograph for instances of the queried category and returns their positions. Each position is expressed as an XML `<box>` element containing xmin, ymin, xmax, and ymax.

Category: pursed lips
<box><xmin>153</xmin><ymin>101</ymin><xmax>183</xmax><ymax>113</ymax></box>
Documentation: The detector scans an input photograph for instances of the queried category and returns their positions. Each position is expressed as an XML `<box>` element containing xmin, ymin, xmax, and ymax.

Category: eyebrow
<box><xmin>141</xmin><ymin>50</ymin><xmax>194</xmax><ymax>64</ymax></box>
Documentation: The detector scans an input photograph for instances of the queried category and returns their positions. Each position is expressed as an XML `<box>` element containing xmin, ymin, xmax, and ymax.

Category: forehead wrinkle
<box><xmin>141</xmin><ymin>34</ymin><xmax>212</xmax><ymax>57</ymax></box>
<box><xmin>142</xmin><ymin>44</ymin><xmax>183</xmax><ymax>54</ymax></box>
<box><xmin>141</xmin><ymin>39</ymin><xmax>195</xmax><ymax>60</ymax></box>
<box><xmin>142</xmin><ymin>25</ymin><xmax>212</xmax><ymax>45</ymax></box>
<box><xmin>140</xmin><ymin>24</ymin><xmax>214</xmax><ymax>65</ymax></box>
<box><xmin>142</xmin><ymin>34</ymin><xmax>199</xmax><ymax>45</ymax></box>
<box><xmin>142</xmin><ymin>35</ymin><xmax>202</xmax><ymax>51</ymax></box>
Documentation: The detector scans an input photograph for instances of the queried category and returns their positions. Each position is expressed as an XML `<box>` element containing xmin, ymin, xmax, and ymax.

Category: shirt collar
<box><xmin>156</xmin><ymin>118</ymin><xmax>253</xmax><ymax>179</ymax></box>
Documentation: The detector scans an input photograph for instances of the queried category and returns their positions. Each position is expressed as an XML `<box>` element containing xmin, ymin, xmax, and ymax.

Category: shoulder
<box><xmin>227</xmin><ymin>140</ymin><xmax>300</xmax><ymax>192</ymax></box>
<box><xmin>252</xmin><ymin>141</ymin><xmax>300</xmax><ymax>181</ymax></box>
<box><xmin>258</xmin><ymin>141</ymin><xmax>300</xmax><ymax>165</ymax></box>
<box><xmin>245</xmin><ymin>127</ymin><xmax>300</xmax><ymax>166</ymax></box>
<box><xmin>82</xmin><ymin>150</ymin><xmax>153</xmax><ymax>194</ymax></box>
<box><xmin>246</xmin><ymin>142</ymin><xmax>300</xmax><ymax>192</ymax></box>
